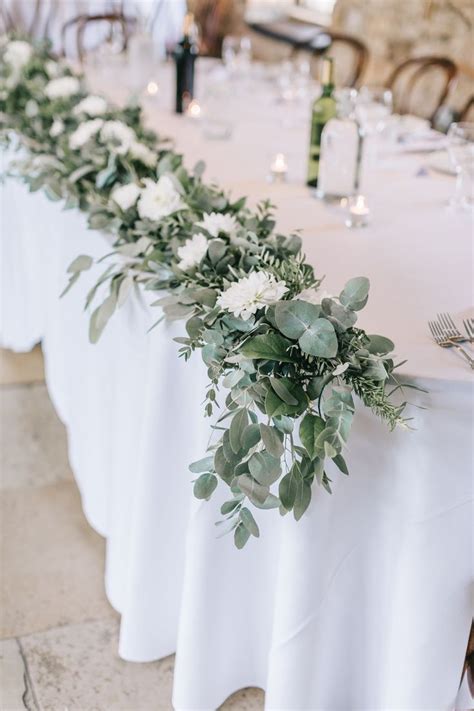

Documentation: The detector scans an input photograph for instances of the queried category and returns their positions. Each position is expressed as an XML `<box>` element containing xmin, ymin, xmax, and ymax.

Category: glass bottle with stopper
<box><xmin>174</xmin><ymin>13</ymin><xmax>199</xmax><ymax>114</ymax></box>
<box><xmin>306</xmin><ymin>57</ymin><xmax>337</xmax><ymax>190</ymax></box>
<box><xmin>317</xmin><ymin>88</ymin><xmax>363</xmax><ymax>200</ymax></box>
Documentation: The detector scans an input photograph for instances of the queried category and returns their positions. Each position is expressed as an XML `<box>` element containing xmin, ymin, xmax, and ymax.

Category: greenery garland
<box><xmin>0</xmin><ymin>37</ymin><xmax>412</xmax><ymax>548</ymax></box>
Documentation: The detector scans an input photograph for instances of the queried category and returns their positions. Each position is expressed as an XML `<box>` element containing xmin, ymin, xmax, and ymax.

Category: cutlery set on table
<box><xmin>429</xmin><ymin>313</ymin><xmax>474</xmax><ymax>369</ymax></box>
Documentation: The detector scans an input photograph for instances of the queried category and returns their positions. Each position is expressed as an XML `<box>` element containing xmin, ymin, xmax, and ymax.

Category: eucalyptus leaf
<box><xmin>259</xmin><ymin>424</ymin><xmax>284</xmax><ymax>458</ymax></box>
<box><xmin>193</xmin><ymin>472</ymin><xmax>218</xmax><ymax>500</ymax></box>
<box><xmin>248</xmin><ymin>450</ymin><xmax>281</xmax><ymax>486</ymax></box>
<box><xmin>299</xmin><ymin>413</ymin><xmax>326</xmax><ymax>459</ymax></box>
<box><xmin>240</xmin><ymin>507</ymin><xmax>260</xmax><ymax>537</ymax></box>
<box><xmin>189</xmin><ymin>455</ymin><xmax>214</xmax><ymax>473</ymax></box>
<box><xmin>367</xmin><ymin>334</ymin><xmax>395</xmax><ymax>356</ymax></box>
<box><xmin>234</xmin><ymin>522</ymin><xmax>251</xmax><ymax>549</ymax></box>
<box><xmin>229</xmin><ymin>408</ymin><xmax>249</xmax><ymax>453</ymax></box>
<box><xmin>274</xmin><ymin>300</ymin><xmax>321</xmax><ymax>339</ymax></box>
<box><xmin>238</xmin><ymin>474</ymin><xmax>269</xmax><ymax>505</ymax></box>
<box><xmin>299</xmin><ymin>318</ymin><xmax>338</xmax><ymax>358</ymax></box>
<box><xmin>240</xmin><ymin>333</ymin><xmax>297</xmax><ymax>363</ymax></box>
<box><xmin>340</xmin><ymin>277</ymin><xmax>370</xmax><ymax>311</ymax></box>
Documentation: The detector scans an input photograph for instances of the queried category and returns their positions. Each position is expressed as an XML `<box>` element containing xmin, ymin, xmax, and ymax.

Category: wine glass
<box><xmin>447</xmin><ymin>122</ymin><xmax>474</xmax><ymax>210</ymax></box>
<box><xmin>356</xmin><ymin>87</ymin><xmax>393</xmax><ymax>170</ymax></box>
<box><xmin>222</xmin><ymin>35</ymin><xmax>252</xmax><ymax>75</ymax></box>
<box><xmin>355</xmin><ymin>87</ymin><xmax>393</xmax><ymax>137</ymax></box>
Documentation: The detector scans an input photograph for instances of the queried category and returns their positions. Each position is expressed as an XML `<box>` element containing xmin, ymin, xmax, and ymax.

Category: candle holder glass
<box><xmin>345</xmin><ymin>194</ymin><xmax>370</xmax><ymax>228</ymax></box>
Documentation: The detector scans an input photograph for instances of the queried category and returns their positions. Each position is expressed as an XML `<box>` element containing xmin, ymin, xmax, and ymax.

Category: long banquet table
<box><xmin>1</xmin><ymin>61</ymin><xmax>473</xmax><ymax>710</ymax></box>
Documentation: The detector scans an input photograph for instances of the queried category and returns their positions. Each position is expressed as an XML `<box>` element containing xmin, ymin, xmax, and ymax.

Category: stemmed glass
<box><xmin>355</xmin><ymin>87</ymin><xmax>393</xmax><ymax>137</ymax></box>
<box><xmin>355</xmin><ymin>87</ymin><xmax>393</xmax><ymax>172</ymax></box>
<box><xmin>447</xmin><ymin>122</ymin><xmax>474</xmax><ymax>211</ymax></box>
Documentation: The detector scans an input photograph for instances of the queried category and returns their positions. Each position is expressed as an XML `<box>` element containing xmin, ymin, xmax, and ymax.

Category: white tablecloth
<box><xmin>1</xmin><ymin>65</ymin><xmax>473</xmax><ymax>710</ymax></box>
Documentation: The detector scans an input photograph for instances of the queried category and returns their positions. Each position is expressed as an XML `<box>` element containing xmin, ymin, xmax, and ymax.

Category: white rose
<box><xmin>50</xmin><ymin>119</ymin><xmax>65</xmax><ymax>138</ymax></box>
<box><xmin>197</xmin><ymin>212</ymin><xmax>238</xmax><ymax>240</ymax></box>
<box><xmin>129</xmin><ymin>141</ymin><xmax>157</xmax><ymax>168</ymax></box>
<box><xmin>177</xmin><ymin>233</ymin><xmax>208</xmax><ymax>271</ymax></box>
<box><xmin>100</xmin><ymin>120</ymin><xmax>136</xmax><ymax>155</ymax></box>
<box><xmin>217</xmin><ymin>271</ymin><xmax>288</xmax><ymax>321</ymax></box>
<box><xmin>69</xmin><ymin>119</ymin><xmax>104</xmax><ymax>150</ymax></box>
<box><xmin>4</xmin><ymin>41</ymin><xmax>32</xmax><ymax>70</ymax></box>
<box><xmin>137</xmin><ymin>176</ymin><xmax>185</xmax><ymax>222</ymax></box>
<box><xmin>45</xmin><ymin>76</ymin><xmax>81</xmax><ymax>100</ymax></box>
<box><xmin>73</xmin><ymin>95</ymin><xmax>108</xmax><ymax>117</ymax></box>
<box><xmin>111</xmin><ymin>183</ymin><xmax>141</xmax><ymax>211</ymax></box>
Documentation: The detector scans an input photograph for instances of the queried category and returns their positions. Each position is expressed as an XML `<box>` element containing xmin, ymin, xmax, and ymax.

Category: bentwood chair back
<box><xmin>61</xmin><ymin>12</ymin><xmax>132</xmax><ymax>63</ymax></box>
<box><xmin>0</xmin><ymin>0</ymin><xmax>60</xmax><ymax>39</ymax></box>
<box><xmin>306</xmin><ymin>30</ymin><xmax>368</xmax><ymax>87</ymax></box>
<box><xmin>386</xmin><ymin>56</ymin><xmax>458</xmax><ymax>122</ymax></box>
<box><xmin>459</xmin><ymin>95</ymin><xmax>474</xmax><ymax>122</ymax></box>
<box><xmin>191</xmin><ymin>0</ymin><xmax>239</xmax><ymax>58</ymax></box>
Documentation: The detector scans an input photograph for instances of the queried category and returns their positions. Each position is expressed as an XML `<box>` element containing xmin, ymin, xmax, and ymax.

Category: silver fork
<box><xmin>437</xmin><ymin>312</ymin><xmax>469</xmax><ymax>343</ymax></box>
<box><xmin>429</xmin><ymin>320</ymin><xmax>474</xmax><ymax>369</ymax></box>
<box><xmin>463</xmin><ymin>317</ymin><xmax>474</xmax><ymax>343</ymax></box>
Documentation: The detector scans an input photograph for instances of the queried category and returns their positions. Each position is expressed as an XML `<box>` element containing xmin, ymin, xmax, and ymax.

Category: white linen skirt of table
<box><xmin>1</xmin><ymin>173</ymin><xmax>472</xmax><ymax>711</ymax></box>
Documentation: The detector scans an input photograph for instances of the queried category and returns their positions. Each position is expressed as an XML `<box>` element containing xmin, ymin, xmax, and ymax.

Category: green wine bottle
<box><xmin>307</xmin><ymin>57</ymin><xmax>337</xmax><ymax>189</ymax></box>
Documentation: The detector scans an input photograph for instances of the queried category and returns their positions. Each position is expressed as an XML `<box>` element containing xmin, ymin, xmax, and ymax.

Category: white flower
<box><xmin>100</xmin><ymin>120</ymin><xmax>136</xmax><ymax>155</ymax></box>
<box><xmin>4</xmin><ymin>41</ymin><xmax>32</xmax><ymax>70</ymax></box>
<box><xmin>217</xmin><ymin>271</ymin><xmax>288</xmax><ymax>320</ymax></box>
<box><xmin>25</xmin><ymin>100</ymin><xmax>38</xmax><ymax>117</ymax></box>
<box><xmin>177</xmin><ymin>233</ymin><xmax>208</xmax><ymax>271</ymax></box>
<box><xmin>129</xmin><ymin>141</ymin><xmax>157</xmax><ymax>168</ymax></box>
<box><xmin>197</xmin><ymin>212</ymin><xmax>238</xmax><ymax>239</ymax></box>
<box><xmin>298</xmin><ymin>287</ymin><xmax>333</xmax><ymax>304</ymax></box>
<box><xmin>69</xmin><ymin>119</ymin><xmax>104</xmax><ymax>150</ymax></box>
<box><xmin>50</xmin><ymin>119</ymin><xmax>65</xmax><ymax>138</ymax></box>
<box><xmin>45</xmin><ymin>60</ymin><xmax>59</xmax><ymax>78</ymax></box>
<box><xmin>45</xmin><ymin>76</ymin><xmax>81</xmax><ymax>100</ymax></box>
<box><xmin>137</xmin><ymin>176</ymin><xmax>184</xmax><ymax>221</ymax></box>
<box><xmin>111</xmin><ymin>183</ymin><xmax>141</xmax><ymax>212</ymax></box>
<box><xmin>73</xmin><ymin>95</ymin><xmax>108</xmax><ymax>117</ymax></box>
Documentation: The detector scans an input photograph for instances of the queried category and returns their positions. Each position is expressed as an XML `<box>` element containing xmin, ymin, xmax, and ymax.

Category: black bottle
<box><xmin>174</xmin><ymin>13</ymin><xmax>198</xmax><ymax>114</ymax></box>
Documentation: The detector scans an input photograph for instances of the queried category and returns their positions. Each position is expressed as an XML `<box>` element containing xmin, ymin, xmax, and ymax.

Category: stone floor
<box><xmin>0</xmin><ymin>346</ymin><xmax>264</xmax><ymax>711</ymax></box>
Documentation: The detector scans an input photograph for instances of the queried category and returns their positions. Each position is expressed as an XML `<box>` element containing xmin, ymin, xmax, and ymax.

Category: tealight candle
<box><xmin>270</xmin><ymin>152</ymin><xmax>288</xmax><ymax>182</ymax></box>
<box><xmin>345</xmin><ymin>194</ymin><xmax>370</xmax><ymax>229</ymax></box>
<box><xmin>146</xmin><ymin>81</ymin><xmax>159</xmax><ymax>96</ymax></box>
<box><xmin>186</xmin><ymin>100</ymin><xmax>202</xmax><ymax>119</ymax></box>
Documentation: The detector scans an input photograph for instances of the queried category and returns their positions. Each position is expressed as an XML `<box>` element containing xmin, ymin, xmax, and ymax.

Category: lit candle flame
<box><xmin>146</xmin><ymin>81</ymin><xmax>159</xmax><ymax>96</ymax></box>
<box><xmin>187</xmin><ymin>100</ymin><xmax>201</xmax><ymax>119</ymax></box>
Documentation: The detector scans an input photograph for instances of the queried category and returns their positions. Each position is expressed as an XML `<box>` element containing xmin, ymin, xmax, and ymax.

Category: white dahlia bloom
<box><xmin>50</xmin><ymin>119</ymin><xmax>65</xmax><ymax>138</ymax></box>
<box><xmin>129</xmin><ymin>141</ymin><xmax>157</xmax><ymax>168</ymax></box>
<box><xmin>69</xmin><ymin>119</ymin><xmax>104</xmax><ymax>150</ymax></box>
<box><xmin>73</xmin><ymin>95</ymin><xmax>108</xmax><ymax>117</ymax></box>
<box><xmin>197</xmin><ymin>212</ymin><xmax>238</xmax><ymax>239</ymax></box>
<box><xmin>100</xmin><ymin>120</ymin><xmax>136</xmax><ymax>155</ymax></box>
<box><xmin>217</xmin><ymin>271</ymin><xmax>288</xmax><ymax>320</ymax></box>
<box><xmin>45</xmin><ymin>76</ymin><xmax>81</xmax><ymax>100</ymax></box>
<box><xmin>177</xmin><ymin>233</ymin><xmax>208</xmax><ymax>271</ymax></box>
<box><xmin>111</xmin><ymin>183</ymin><xmax>141</xmax><ymax>212</ymax></box>
<box><xmin>4</xmin><ymin>41</ymin><xmax>32</xmax><ymax>70</ymax></box>
<box><xmin>137</xmin><ymin>176</ymin><xmax>184</xmax><ymax>222</ymax></box>
<box><xmin>45</xmin><ymin>60</ymin><xmax>59</xmax><ymax>78</ymax></box>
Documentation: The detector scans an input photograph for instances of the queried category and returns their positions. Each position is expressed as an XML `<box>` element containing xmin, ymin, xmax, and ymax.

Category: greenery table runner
<box><xmin>0</xmin><ymin>38</ymin><xmax>412</xmax><ymax>547</ymax></box>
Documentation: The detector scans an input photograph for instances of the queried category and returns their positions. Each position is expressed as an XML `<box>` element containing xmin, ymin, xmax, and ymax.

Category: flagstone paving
<box><xmin>0</xmin><ymin>347</ymin><xmax>264</xmax><ymax>710</ymax></box>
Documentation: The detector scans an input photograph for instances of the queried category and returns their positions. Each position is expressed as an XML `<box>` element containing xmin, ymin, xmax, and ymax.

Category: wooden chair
<box><xmin>306</xmin><ymin>30</ymin><xmax>368</xmax><ymax>87</ymax></box>
<box><xmin>386</xmin><ymin>56</ymin><xmax>458</xmax><ymax>122</ymax></box>
<box><xmin>61</xmin><ymin>12</ymin><xmax>133</xmax><ymax>63</ymax></box>
<box><xmin>459</xmin><ymin>95</ymin><xmax>474</xmax><ymax>122</ymax></box>
<box><xmin>0</xmin><ymin>0</ymin><xmax>58</xmax><ymax>38</ymax></box>
<box><xmin>191</xmin><ymin>0</ymin><xmax>243</xmax><ymax>58</ymax></box>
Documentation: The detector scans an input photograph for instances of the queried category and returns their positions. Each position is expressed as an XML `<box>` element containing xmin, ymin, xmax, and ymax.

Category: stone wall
<box><xmin>332</xmin><ymin>0</ymin><xmax>473</xmax><ymax>107</ymax></box>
